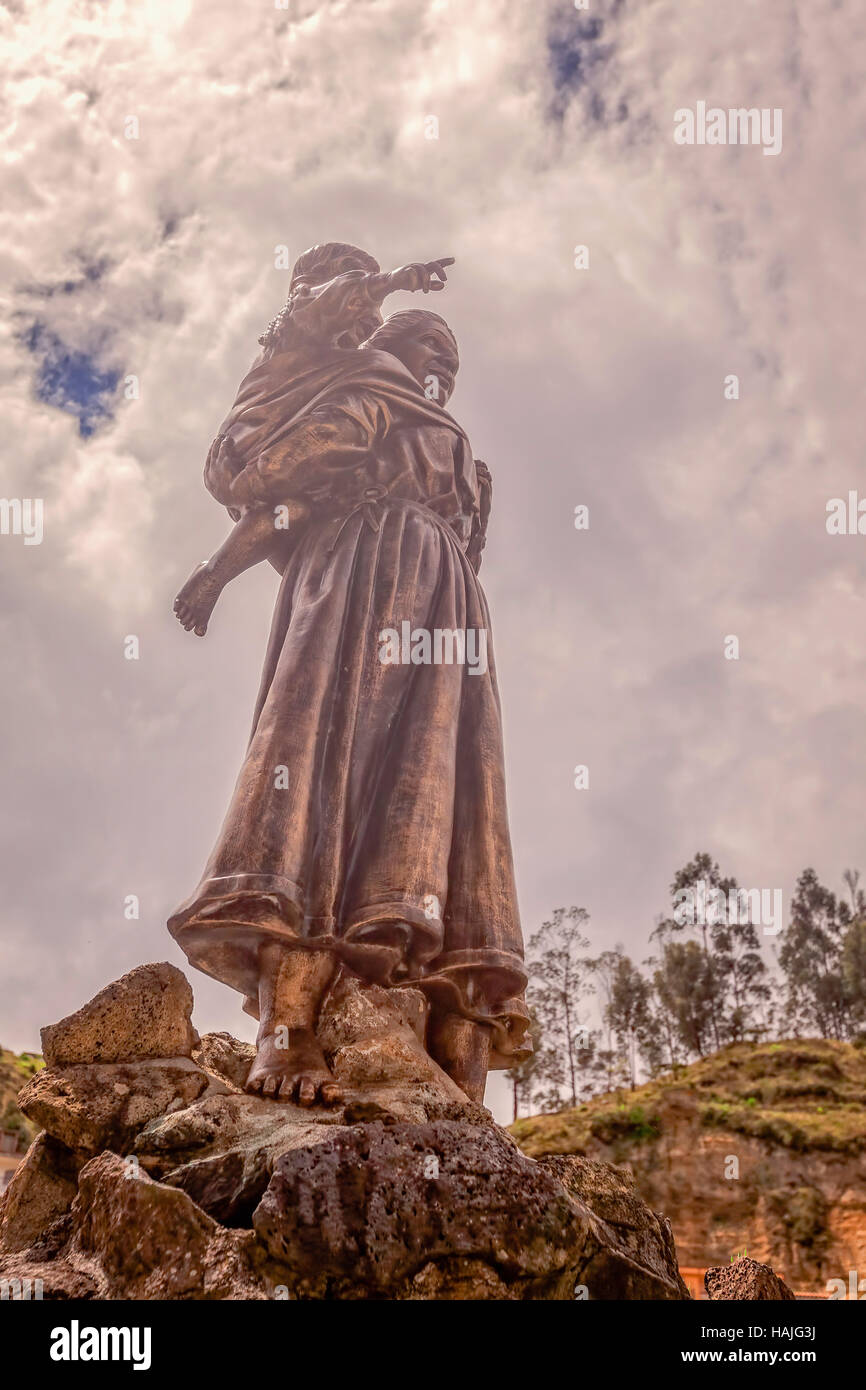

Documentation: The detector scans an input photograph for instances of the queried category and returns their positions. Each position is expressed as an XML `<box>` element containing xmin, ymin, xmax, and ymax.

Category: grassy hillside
<box><xmin>0</xmin><ymin>1047</ymin><xmax>44</xmax><ymax>1146</ymax></box>
<box><xmin>512</xmin><ymin>1039</ymin><xmax>866</xmax><ymax>1158</ymax></box>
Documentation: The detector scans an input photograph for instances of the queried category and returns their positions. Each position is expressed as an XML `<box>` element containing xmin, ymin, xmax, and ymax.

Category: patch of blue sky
<box><xmin>25</xmin><ymin>323</ymin><xmax>120</xmax><ymax>437</ymax></box>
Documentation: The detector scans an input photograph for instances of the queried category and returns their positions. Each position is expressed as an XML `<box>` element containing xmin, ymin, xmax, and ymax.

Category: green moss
<box><xmin>513</xmin><ymin>1038</ymin><xmax>866</xmax><ymax>1158</ymax></box>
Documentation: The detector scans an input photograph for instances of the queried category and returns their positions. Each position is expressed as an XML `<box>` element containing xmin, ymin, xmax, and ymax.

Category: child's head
<box><xmin>259</xmin><ymin>243</ymin><xmax>381</xmax><ymax>353</ymax></box>
<box><xmin>289</xmin><ymin>242</ymin><xmax>379</xmax><ymax>291</ymax></box>
<box><xmin>364</xmin><ymin>309</ymin><xmax>460</xmax><ymax>404</ymax></box>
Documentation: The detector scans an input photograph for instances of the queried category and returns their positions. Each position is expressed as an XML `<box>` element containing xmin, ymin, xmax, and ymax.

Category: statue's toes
<box><xmin>262</xmin><ymin>1073</ymin><xmax>280</xmax><ymax>1097</ymax></box>
<box><xmin>278</xmin><ymin>1075</ymin><xmax>295</xmax><ymax>1101</ymax></box>
<box><xmin>297</xmin><ymin>1076</ymin><xmax>317</xmax><ymax>1107</ymax></box>
<box><xmin>321</xmin><ymin>1081</ymin><xmax>343</xmax><ymax>1106</ymax></box>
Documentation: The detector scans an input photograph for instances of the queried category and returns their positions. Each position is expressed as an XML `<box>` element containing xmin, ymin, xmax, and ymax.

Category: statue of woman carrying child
<box><xmin>169</xmin><ymin>242</ymin><xmax>529</xmax><ymax>1106</ymax></box>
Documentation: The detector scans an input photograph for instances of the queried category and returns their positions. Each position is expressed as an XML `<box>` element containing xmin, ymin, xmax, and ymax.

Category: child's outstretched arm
<box><xmin>174</xmin><ymin>501</ymin><xmax>307</xmax><ymax>636</ymax></box>
<box><xmin>286</xmin><ymin>258</ymin><xmax>454</xmax><ymax>351</ymax></box>
<box><xmin>366</xmin><ymin>256</ymin><xmax>455</xmax><ymax>305</ymax></box>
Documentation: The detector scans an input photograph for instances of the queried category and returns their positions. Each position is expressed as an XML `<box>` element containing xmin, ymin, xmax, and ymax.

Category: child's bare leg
<box><xmin>174</xmin><ymin>508</ymin><xmax>281</xmax><ymax>635</ymax></box>
<box><xmin>173</xmin><ymin>560</ymin><xmax>226</xmax><ymax>636</ymax></box>
<box><xmin>427</xmin><ymin>1013</ymin><xmax>490</xmax><ymax>1105</ymax></box>
<box><xmin>245</xmin><ymin>942</ymin><xmax>343</xmax><ymax>1106</ymax></box>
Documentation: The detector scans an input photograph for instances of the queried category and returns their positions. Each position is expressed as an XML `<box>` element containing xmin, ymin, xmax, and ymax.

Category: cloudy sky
<box><xmin>1</xmin><ymin>0</ymin><xmax>863</xmax><ymax>1121</ymax></box>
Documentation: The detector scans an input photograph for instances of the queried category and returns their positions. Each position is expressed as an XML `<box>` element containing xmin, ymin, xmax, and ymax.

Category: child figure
<box><xmin>174</xmin><ymin>244</ymin><xmax>454</xmax><ymax>636</ymax></box>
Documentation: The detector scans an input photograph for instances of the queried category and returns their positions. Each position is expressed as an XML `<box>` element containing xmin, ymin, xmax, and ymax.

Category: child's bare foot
<box><xmin>174</xmin><ymin>562</ymin><xmax>224</xmax><ymax>636</ymax></box>
<box><xmin>245</xmin><ymin>1027</ymin><xmax>343</xmax><ymax>1106</ymax></box>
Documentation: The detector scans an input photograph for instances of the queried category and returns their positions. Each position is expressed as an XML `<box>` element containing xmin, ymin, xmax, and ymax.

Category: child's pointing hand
<box><xmin>390</xmin><ymin>257</ymin><xmax>455</xmax><ymax>294</ymax></box>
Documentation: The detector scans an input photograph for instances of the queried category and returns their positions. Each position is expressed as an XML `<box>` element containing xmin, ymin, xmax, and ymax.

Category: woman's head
<box><xmin>364</xmin><ymin>309</ymin><xmax>460</xmax><ymax>404</ymax></box>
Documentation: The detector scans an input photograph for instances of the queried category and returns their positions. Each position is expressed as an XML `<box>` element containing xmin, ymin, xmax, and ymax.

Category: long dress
<box><xmin>168</xmin><ymin>346</ymin><xmax>529</xmax><ymax>1065</ymax></box>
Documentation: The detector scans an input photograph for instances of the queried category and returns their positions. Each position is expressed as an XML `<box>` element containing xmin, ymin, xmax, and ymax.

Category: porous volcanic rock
<box><xmin>318</xmin><ymin>975</ymin><xmax>476</xmax><ymax>1122</ymax></box>
<box><xmin>0</xmin><ymin>1133</ymin><xmax>82</xmax><ymax>1254</ymax></box>
<box><xmin>68</xmin><ymin>1152</ymin><xmax>269</xmax><ymax>1299</ymax></box>
<box><xmin>0</xmin><ymin>1250</ymin><xmax>98</xmax><ymax>1300</ymax></box>
<box><xmin>192</xmin><ymin>1032</ymin><xmax>256</xmax><ymax>1090</ymax></box>
<box><xmin>705</xmin><ymin>1256</ymin><xmax>796</xmax><ymax>1300</ymax></box>
<box><xmin>17</xmin><ymin>1058</ymin><xmax>212</xmax><ymax>1153</ymax></box>
<box><xmin>539</xmin><ymin>1154</ymin><xmax>690</xmax><ymax>1299</ymax></box>
<box><xmin>40</xmin><ymin>963</ymin><xmax>197</xmax><ymax>1066</ymax></box>
<box><xmin>253</xmin><ymin>1119</ymin><xmax>590</xmax><ymax>1298</ymax></box>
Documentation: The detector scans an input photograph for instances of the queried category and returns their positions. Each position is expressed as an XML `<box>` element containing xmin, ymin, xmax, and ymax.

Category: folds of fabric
<box><xmin>172</xmin><ymin>362</ymin><xmax>528</xmax><ymax>1065</ymax></box>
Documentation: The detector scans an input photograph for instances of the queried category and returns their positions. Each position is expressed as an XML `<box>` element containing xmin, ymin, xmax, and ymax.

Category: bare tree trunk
<box><xmin>563</xmin><ymin>990</ymin><xmax>577</xmax><ymax>1107</ymax></box>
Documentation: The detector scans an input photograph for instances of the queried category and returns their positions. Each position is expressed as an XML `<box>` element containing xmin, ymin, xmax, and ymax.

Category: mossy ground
<box><xmin>511</xmin><ymin>1039</ymin><xmax>866</xmax><ymax>1158</ymax></box>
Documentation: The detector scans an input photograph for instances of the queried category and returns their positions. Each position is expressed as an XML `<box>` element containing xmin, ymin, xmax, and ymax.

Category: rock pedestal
<box><xmin>0</xmin><ymin>964</ymin><xmax>690</xmax><ymax>1300</ymax></box>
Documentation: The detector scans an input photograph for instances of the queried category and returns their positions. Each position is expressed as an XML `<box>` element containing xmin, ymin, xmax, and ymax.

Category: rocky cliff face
<box><xmin>0</xmin><ymin>964</ymin><xmax>689</xmax><ymax>1300</ymax></box>
<box><xmin>512</xmin><ymin>1040</ymin><xmax>866</xmax><ymax>1294</ymax></box>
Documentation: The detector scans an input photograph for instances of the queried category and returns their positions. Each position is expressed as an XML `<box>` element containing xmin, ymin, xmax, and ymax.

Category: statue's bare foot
<box><xmin>245</xmin><ymin>1027</ymin><xmax>343</xmax><ymax>1106</ymax></box>
<box><xmin>428</xmin><ymin>1014</ymin><xmax>490</xmax><ymax>1105</ymax></box>
<box><xmin>174</xmin><ymin>562</ymin><xmax>223</xmax><ymax>636</ymax></box>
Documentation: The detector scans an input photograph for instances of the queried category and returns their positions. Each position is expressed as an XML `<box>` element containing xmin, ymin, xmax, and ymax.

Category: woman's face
<box><xmin>396</xmin><ymin>323</ymin><xmax>459</xmax><ymax>403</ymax></box>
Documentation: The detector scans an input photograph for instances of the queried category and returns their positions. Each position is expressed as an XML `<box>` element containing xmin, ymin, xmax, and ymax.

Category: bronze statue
<box><xmin>170</xmin><ymin>243</ymin><xmax>529</xmax><ymax>1105</ymax></box>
